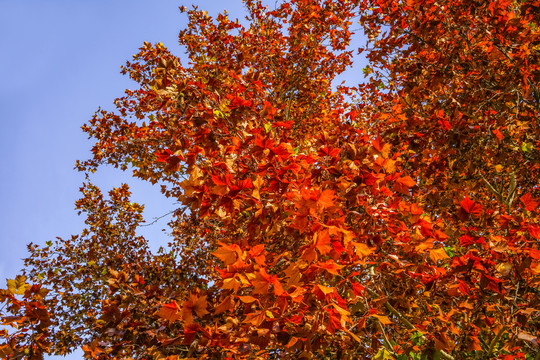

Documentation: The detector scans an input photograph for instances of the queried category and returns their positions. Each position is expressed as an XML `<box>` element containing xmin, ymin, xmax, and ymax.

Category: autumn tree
<box><xmin>1</xmin><ymin>0</ymin><xmax>539</xmax><ymax>359</ymax></box>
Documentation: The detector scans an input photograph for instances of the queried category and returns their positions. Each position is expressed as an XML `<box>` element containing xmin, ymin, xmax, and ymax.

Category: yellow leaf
<box><xmin>429</xmin><ymin>247</ymin><xmax>449</xmax><ymax>263</ymax></box>
<box><xmin>496</xmin><ymin>262</ymin><xmax>512</xmax><ymax>277</ymax></box>
<box><xmin>316</xmin><ymin>284</ymin><xmax>335</xmax><ymax>295</ymax></box>
<box><xmin>372</xmin><ymin>314</ymin><xmax>393</xmax><ymax>325</ymax></box>
<box><xmin>352</xmin><ymin>242</ymin><xmax>373</xmax><ymax>258</ymax></box>
<box><xmin>6</xmin><ymin>275</ymin><xmax>29</xmax><ymax>295</ymax></box>
<box><xmin>373</xmin><ymin>348</ymin><xmax>393</xmax><ymax>360</ymax></box>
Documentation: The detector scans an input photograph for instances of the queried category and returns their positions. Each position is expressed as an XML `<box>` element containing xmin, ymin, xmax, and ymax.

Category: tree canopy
<box><xmin>1</xmin><ymin>0</ymin><xmax>540</xmax><ymax>359</ymax></box>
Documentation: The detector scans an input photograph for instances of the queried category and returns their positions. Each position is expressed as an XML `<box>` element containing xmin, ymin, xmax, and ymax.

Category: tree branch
<box><xmin>364</xmin><ymin>286</ymin><xmax>456</xmax><ymax>360</ymax></box>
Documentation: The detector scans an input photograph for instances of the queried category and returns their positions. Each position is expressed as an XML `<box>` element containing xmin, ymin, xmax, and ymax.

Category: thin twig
<box><xmin>140</xmin><ymin>210</ymin><xmax>177</xmax><ymax>227</ymax></box>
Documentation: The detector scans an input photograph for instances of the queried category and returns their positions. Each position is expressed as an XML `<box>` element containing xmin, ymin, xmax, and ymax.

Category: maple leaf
<box><xmin>252</xmin><ymin>268</ymin><xmax>284</xmax><ymax>296</ymax></box>
<box><xmin>248</xmin><ymin>244</ymin><xmax>266</xmax><ymax>266</ymax></box>
<box><xmin>429</xmin><ymin>247</ymin><xmax>449</xmax><ymax>264</ymax></box>
<box><xmin>492</xmin><ymin>128</ymin><xmax>504</xmax><ymax>141</ymax></box>
<box><xmin>351</xmin><ymin>281</ymin><xmax>365</xmax><ymax>296</ymax></box>
<box><xmin>315</xmin><ymin>284</ymin><xmax>336</xmax><ymax>296</ymax></box>
<box><xmin>182</xmin><ymin>293</ymin><xmax>208</xmax><ymax>324</ymax></box>
<box><xmin>243</xmin><ymin>311</ymin><xmax>266</xmax><ymax>327</ymax></box>
<box><xmin>273</xmin><ymin>120</ymin><xmax>293</xmax><ymax>129</ymax></box>
<box><xmin>155</xmin><ymin>149</ymin><xmax>172</xmax><ymax>162</ymax></box>
<box><xmin>352</xmin><ymin>242</ymin><xmax>373</xmax><ymax>258</ymax></box>
<box><xmin>318</xmin><ymin>260</ymin><xmax>344</xmax><ymax>275</ymax></box>
<box><xmin>6</xmin><ymin>275</ymin><xmax>29</xmax><ymax>295</ymax></box>
<box><xmin>212</xmin><ymin>242</ymin><xmax>242</xmax><ymax>265</ymax></box>
<box><xmin>238</xmin><ymin>295</ymin><xmax>258</xmax><ymax>304</ymax></box>
<box><xmin>318</xmin><ymin>146</ymin><xmax>340</xmax><ymax>158</ymax></box>
<box><xmin>520</xmin><ymin>192</ymin><xmax>539</xmax><ymax>211</ymax></box>
<box><xmin>460</xmin><ymin>196</ymin><xmax>483</xmax><ymax>216</ymax></box>
<box><xmin>318</xmin><ymin>189</ymin><xmax>335</xmax><ymax>209</ymax></box>
<box><xmin>372</xmin><ymin>136</ymin><xmax>391</xmax><ymax>158</ymax></box>
<box><xmin>157</xmin><ymin>301</ymin><xmax>180</xmax><ymax>324</ymax></box>
<box><xmin>214</xmin><ymin>296</ymin><xmax>233</xmax><ymax>314</ymax></box>
<box><xmin>528</xmin><ymin>225</ymin><xmax>540</xmax><ymax>239</ymax></box>
<box><xmin>326</xmin><ymin>313</ymin><xmax>342</xmax><ymax>334</ymax></box>
<box><xmin>270</xmin><ymin>143</ymin><xmax>292</xmax><ymax>161</ymax></box>
<box><xmin>371</xmin><ymin>314</ymin><xmax>392</xmax><ymax>325</ymax></box>
<box><xmin>315</xmin><ymin>230</ymin><xmax>333</xmax><ymax>255</ymax></box>
<box><xmin>262</xmin><ymin>100</ymin><xmax>277</xmax><ymax>118</ymax></box>
<box><xmin>394</xmin><ymin>176</ymin><xmax>416</xmax><ymax>195</ymax></box>
<box><xmin>397</xmin><ymin>176</ymin><xmax>416</xmax><ymax>188</ymax></box>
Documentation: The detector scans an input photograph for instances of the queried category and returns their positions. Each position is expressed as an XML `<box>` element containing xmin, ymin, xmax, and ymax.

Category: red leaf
<box><xmin>529</xmin><ymin>248</ymin><xmax>540</xmax><ymax>260</ymax></box>
<box><xmin>318</xmin><ymin>146</ymin><xmax>340</xmax><ymax>158</ymax></box>
<box><xmin>528</xmin><ymin>225</ymin><xmax>540</xmax><ymax>239</ymax></box>
<box><xmin>273</xmin><ymin>120</ymin><xmax>293</xmax><ymax>129</ymax></box>
<box><xmin>165</xmin><ymin>155</ymin><xmax>181</xmax><ymax>172</ymax></box>
<box><xmin>351</xmin><ymin>281</ymin><xmax>365</xmax><ymax>296</ymax></box>
<box><xmin>271</xmin><ymin>143</ymin><xmax>291</xmax><ymax>161</ymax></box>
<box><xmin>237</xmin><ymin>178</ymin><xmax>253</xmax><ymax>190</ymax></box>
<box><xmin>520</xmin><ymin>192</ymin><xmax>539</xmax><ymax>211</ymax></box>
<box><xmin>460</xmin><ymin>196</ymin><xmax>483</xmax><ymax>216</ymax></box>
<box><xmin>211</xmin><ymin>174</ymin><xmax>229</xmax><ymax>186</ymax></box>
<box><xmin>492</xmin><ymin>128</ymin><xmax>504</xmax><ymax>141</ymax></box>
<box><xmin>458</xmin><ymin>280</ymin><xmax>470</xmax><ymax>295</ymax></box>
<box><xmin>155</xmin><ymin>149</ymin><xmax>172</xmax><ymax>162</ymax></box>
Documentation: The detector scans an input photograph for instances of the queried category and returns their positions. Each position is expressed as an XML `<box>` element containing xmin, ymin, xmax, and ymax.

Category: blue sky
<box><xmin>0</xmin><ymin>0</ymin><xmax>246</xmax><ymax>281</ymax></box>
<box><xmin>0</xmin><ymin>1</ymin><xmax>364</xmax><ymax>358</ymax></box>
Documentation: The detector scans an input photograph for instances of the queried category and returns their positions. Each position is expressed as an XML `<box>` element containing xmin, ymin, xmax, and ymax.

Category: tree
<box><xmin>1</xmin><ymin>0</ymin><xmax>539</xmax><ymax>359</ymax></box>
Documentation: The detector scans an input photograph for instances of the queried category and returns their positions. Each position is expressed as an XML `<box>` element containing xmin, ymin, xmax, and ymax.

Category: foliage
<box><xmin>1</xmin><ymin>0</ymin><xmax>539</xmax><ymax>359</ymax></box>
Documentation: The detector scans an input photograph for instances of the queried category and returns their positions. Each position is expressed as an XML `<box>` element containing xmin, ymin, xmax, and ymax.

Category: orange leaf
<box><xmin>315</xmin><ymin>230</ymin><xmax>333</xmax><ymax>255</ymax></box>
<box><xmin>352</xmin><ymin>242</ymin><xmax>373</xmax><ymax>258</ymax></box>
<box><xmin>222</xmin><ymin>277</ymin><xmax>242</xmax><ymax>293</ymax></box>
<box><xmin>394</xmin><ymin>176</ymin><xmax>416</xmax><ymax>195</ymax></box>
<box><xmin>214</xmin><ymin>296</ymin><xmax>233</xmax><ymax>314</ymax></box>
<box><xmin>429</xmin><ymin>247</ymin><xmax>449</xmax><ymax>263</ymax></box>
<box><xmin>396</xmin><ymin>176</ymin><xmax>416</xmax><ymax>188</ymax></box>
<box><xmin>238</xmin><ymin>295</ymin><xmax>258</xmax><ymax>304</ymax></box>
<box><xmin>157</xmin><ymin>301</ymin><xmax>180</xmax><ymax>323</ymax></box>
<box><xmin>243</xmin><ymin>311</ymin><xmax>266</xmax><ymax>326</ymax></box>
<box><xmin>373</xmin><ymin>136</ymin><xmax>391</xmax><ymax>158</ymax></box>
<box><xmin>528</xmin><ymin>225</ymin><xmax>540</xmax><ymax>239</ymax></box>
<box><xmin>182</xmin><ymin>293</ymin><xmax>208</xmax><ymax>324</ymax></box>
<box><xmin>318</xmin><ymin>189</ymin><xmax>335</xmax><ymax>209</ymax></box>
<box><xmin>372</xmin><ymin>314</ymin><xmax>392</xmax><ymax>325</ymax></box>
<box><xmin>318</xmin><ymin>260</ymin><xmax>343</xmax><ymax>275</ymax></box>
<box><xmin>212</xmin><ymin>242</ymin><xmax>242</xmax><ymax>265</ymax></box>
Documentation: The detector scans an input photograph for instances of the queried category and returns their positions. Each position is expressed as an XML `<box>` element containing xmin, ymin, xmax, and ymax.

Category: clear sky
<box><xmin>0</xmin><ymin>1</ymin><xmax>364</xmax><ymax>358</ymax></box>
